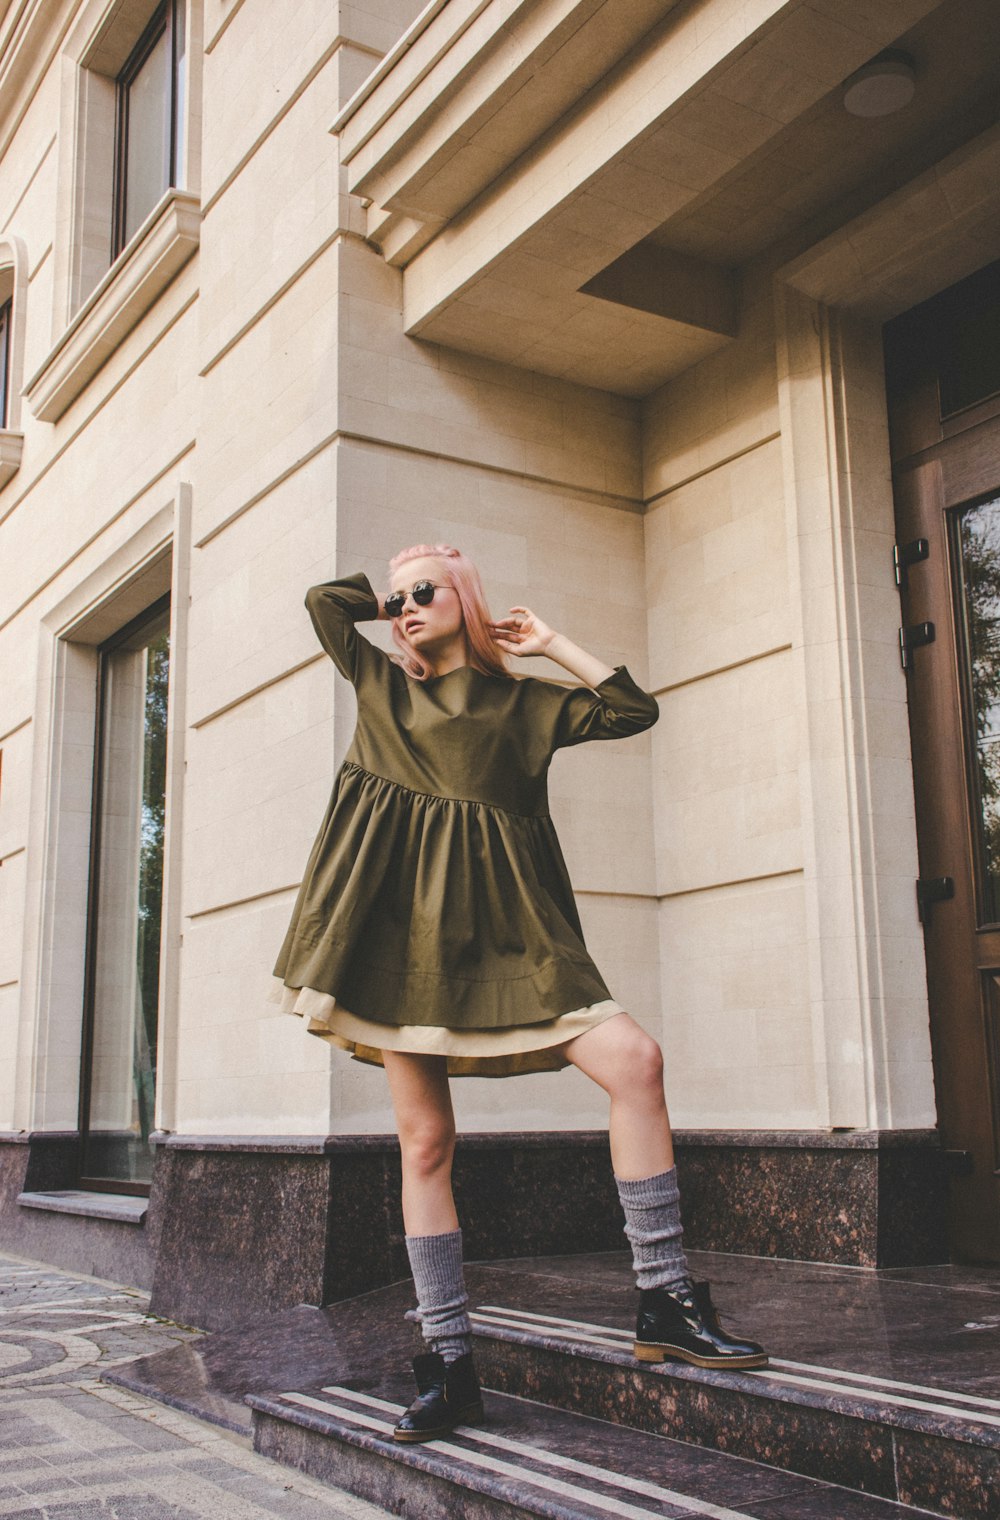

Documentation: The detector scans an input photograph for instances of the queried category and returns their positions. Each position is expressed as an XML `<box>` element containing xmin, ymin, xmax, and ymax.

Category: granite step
<box><xmin>104</xmin><ymin>1250</ymin><xmax>1000</xmax><ymax>1520</ymax></box>
<box><xmin>247</xmin><ymin>1379</ymin><xmax>945</xmax><ymax>1520</ymax></box>
<box><xmin>464</xmin><ymin>1254</ymin><xmax>1000</xmax><ymax>1520</ymax></box>
<box><xmin>468</xmin><ymin>1301</ymin><xmax>1000</xmax><ymax>1520</ymax></box>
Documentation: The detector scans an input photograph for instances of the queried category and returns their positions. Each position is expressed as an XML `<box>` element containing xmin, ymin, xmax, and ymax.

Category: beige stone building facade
<box><xmin>1</xmin><ymin>0</ymin><xmax>998</xmax><ymax>1326</ymax></box>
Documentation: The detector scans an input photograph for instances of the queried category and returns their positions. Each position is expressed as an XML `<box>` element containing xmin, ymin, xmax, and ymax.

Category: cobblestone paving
<box><xmin>0</xmin><ymin>1251</ymin><xmax>392</xmax><ymax>1520</ymax></box>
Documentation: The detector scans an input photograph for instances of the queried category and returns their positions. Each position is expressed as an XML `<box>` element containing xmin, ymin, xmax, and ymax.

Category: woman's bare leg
<box><xmin>564</xmin><ymin>1013</ymin><xmax>767</xmax><ymax>1365</ymax></box>
<box><xmin>382</xmin><ymin>1050</ymin><xmax>458</xmax><ymax>1235</ymax></box>
<box><xmin>562</xmin><ymin>1011</ymin><xmax>691</xmax><ymax>1300</ymax></box>
<box><xmin>382</xmin><ymin>1049</ymin><xmax>482</xmax><ymax>1433</ymax></box>
<box><xmin>562</xmin><ymin>1011</ymin><xmax>674</xmax><ymax>1178</ymax></box>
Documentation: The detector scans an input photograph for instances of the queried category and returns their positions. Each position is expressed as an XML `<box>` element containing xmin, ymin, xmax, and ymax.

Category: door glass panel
<box><xmin>955</xmin><ymin>496</ymin><xmax>1000</xmax><ymax>923</ymax></box>
<box><xmin>84</xmin><ymin>606</ymin><xmax>169</xmax><ymax>1186</ymax></box>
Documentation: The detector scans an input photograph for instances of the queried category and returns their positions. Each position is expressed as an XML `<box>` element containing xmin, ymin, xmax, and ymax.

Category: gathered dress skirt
<box><xmin>270</xmin><ymin>573</ymin><xmax>660</xmax><ymax>1079</ymax></box>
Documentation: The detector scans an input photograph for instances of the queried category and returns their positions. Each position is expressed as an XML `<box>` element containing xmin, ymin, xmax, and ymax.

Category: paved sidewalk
<box><xmin>0</xmin><ymin>1250</ymin><xmax>393</xmax><ymax>1520</ymax></box>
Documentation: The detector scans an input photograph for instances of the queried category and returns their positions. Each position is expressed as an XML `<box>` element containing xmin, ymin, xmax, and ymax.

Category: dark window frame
<box><xmin>110</xmin><ymin>0</ymin><xmax>183</xmax><ymax>262</ymax></box>
<box><xmin>0</xmin><ymin>295</ymin><xmax>11</xmax><ymax>431</ymax></box>
<box><xmin>78</xmin><ymin>592</ymin><xmax>171</xmax><ymax>1197</ymax></box>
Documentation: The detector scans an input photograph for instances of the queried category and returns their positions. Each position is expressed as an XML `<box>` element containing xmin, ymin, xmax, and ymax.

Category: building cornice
<box><xmin>331</xmin><ymin>0</ymin><xmax>455</xmax><ymax>137</ymax></box>
<box><xmin>0</xmin><ymin>0</ymin><xmax>72</xmax><ymax>160</ymax></box>
<box><xmin>330</xmin><ymin>0</ymin><xmax>943</xmax><ymax>396</ymax></box>
<box><xmin>332</xmin><ymin>0</ymin><xmax>681</xmax><ymax>263</ymax></box>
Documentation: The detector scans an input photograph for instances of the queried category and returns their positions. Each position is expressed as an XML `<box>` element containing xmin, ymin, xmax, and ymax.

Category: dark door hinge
<box><xmin>894</xmin><ymin>537</ymin><xmax>929</xmax><ymax>588</ymax></box>
<box><xmin>899</xmin><ymin>620</ymin><xmax>935</xmax><ymax>671</ymax></box>
<box><xmin>916</xmin><ymin>875</ymin><xmax>954</xmax><ymax>925</ymax></box>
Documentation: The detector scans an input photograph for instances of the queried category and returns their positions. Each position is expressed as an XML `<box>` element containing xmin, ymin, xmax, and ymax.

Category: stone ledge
<box><xmin>0</xmin><ymin>428</ymin><xmax>23</xmax><ymax>489</ymax></box>
<box><xmin>150</xmin><ymin>1127</ymin><xmax>941</xmax><ymax>1153</ymax></box>
<box><xmin>17</xmin><ymin>1189</ymin><xmax>147</xmax><ymax>1224</ymax></box>
<box><xmin>0</xmin><ymin>1130</ymin><xmax>79</xmax><ymax>1144</ymax></box>
<box><xmin>25</xmin><ymin>189</ymin><xmax>201</xmax><ymax>424</ymax></box>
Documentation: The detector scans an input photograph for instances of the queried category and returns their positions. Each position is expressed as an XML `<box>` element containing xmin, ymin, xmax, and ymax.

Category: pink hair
<box><xmin>387</xmin><ymin>543</ymin><xmax>511</xmax><ymax>682</ymax></box>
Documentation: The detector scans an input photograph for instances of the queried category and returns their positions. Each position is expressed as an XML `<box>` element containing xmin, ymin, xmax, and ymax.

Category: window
<box><xmin>112</xmin><ymin>0</ymin><xmax>186</xmax><ymax>259</ymax></box>
<box><xmin>26</xmin><ymin>3</ymin><xmax>200</xmax><ymax>421</ymax></box>
<box><xmin>80</xmin><ymin>596</ymin><xmax>170</xmax><ymax>1192</ymax></box>
<box><xmin>0</xmin><ymin>296</ymin><xmax>11</xmax><ymax>430</ymax></box>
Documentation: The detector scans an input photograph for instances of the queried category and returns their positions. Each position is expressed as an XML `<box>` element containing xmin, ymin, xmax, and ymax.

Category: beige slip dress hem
<box><xmin>266</xmin><ymin>976</ymin><xmax>623</xmax><ymax>1077</ymax></box>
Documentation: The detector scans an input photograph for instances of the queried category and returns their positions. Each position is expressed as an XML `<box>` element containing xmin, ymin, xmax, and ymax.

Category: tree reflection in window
<box><xmin>958</xmin><ymin>498</ymin><xmax>1000</xmax><ymax>922</ymax></box>
<box><xmin>83</xmin><ymin>600</ymin><xmax>169</xmax><ymax>1188</ymax></box>
<box><xmin>136</xmin><ymin>631</ymin><xmax>168</xmax><ymax>1149</ymax></box>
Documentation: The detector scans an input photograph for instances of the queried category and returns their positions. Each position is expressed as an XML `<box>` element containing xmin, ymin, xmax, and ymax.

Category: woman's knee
<box><xmin>569</xmin><ymin>1014</ymin><xmax>665</xmax><ymax>1096</ymax></box>
<box><xmin>622</xmin><ymin>1026</ymin><xmax>664</xmax><ymax>1093</ymax></box>
<box><xmin>399</xmin><ymin>1113</ymin><xmax>456</xmax><ymax>1179</ymax></box>
<box><xmin>596</xmin><ymin>1022</ymin><xmax>663</xmax><ymax>1099</ymax></box>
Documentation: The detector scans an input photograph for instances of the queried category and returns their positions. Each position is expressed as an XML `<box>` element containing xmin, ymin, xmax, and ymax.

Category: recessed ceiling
<box><xmin>643</xmin><ymin>0</ymin><xmax>1000</xmax><ymax>270</ymax></box>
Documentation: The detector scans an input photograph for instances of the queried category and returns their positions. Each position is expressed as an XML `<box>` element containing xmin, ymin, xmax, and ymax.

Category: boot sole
<box><xmin>392</xmin><ymin>1401</ymin><xmax>485</xmax><ymax>1443</ymax></box>
<box><xmin>634</xmin><ymin>1341</ymin><xmax>769</xmax><ymax>1370</ymax></box>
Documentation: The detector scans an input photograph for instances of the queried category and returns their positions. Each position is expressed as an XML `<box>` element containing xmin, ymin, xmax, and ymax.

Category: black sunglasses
<box><xmin>384</xmin><ymin>580</ymin><xmax>449</xmax><ymax>618</ymax></box>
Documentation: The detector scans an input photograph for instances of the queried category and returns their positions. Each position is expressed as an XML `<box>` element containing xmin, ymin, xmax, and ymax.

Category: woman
<box><xmin>270</xmin><ymin>543</ymin><xmax>766</xmax><ymax>1442</ymax></box>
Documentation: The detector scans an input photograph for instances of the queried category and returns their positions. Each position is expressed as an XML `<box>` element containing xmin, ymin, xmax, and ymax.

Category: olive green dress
<box><xmin>269</xmin><ymin>573</ymin><xmax>659</xmax><ymax>1076</ymax></box>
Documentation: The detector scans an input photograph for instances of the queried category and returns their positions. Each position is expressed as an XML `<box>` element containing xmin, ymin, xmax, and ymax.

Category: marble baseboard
<box><xmin>147</xmin><ymin>1133</ymin><xmax>627</xmax><ymax>1331</ymax></box>
<box><xmin>0</xmin><ymin>1128</ymin><xmax>951</xmax><ymax>1330</ymax></box>
<box><xmin>674</xmin><ymin>1131</ymin><xmax>950</xmax><ymax>1267</ymax></box>
<box><xmin>0</xmin><ymin>1132</ymin><xmax>156</xmax><ymax>1288</ymax></box>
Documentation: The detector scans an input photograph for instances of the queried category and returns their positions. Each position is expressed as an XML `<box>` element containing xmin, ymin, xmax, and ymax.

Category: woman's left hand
<box><xmin>490</xmin><ymin>606</ymin><xmax>556</xmax><ymax>658</ymax></box>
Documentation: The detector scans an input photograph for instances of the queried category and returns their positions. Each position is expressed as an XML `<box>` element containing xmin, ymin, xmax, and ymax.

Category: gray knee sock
<box><xmin>615</xmin><ymin>1166</ymin><xmax>691</xmax><ymax>1291</ymax></box>
<box><xmin>403</xmin><ymin>1228</ymin><xmax>473</xmax><ymax>1363</ymax></box>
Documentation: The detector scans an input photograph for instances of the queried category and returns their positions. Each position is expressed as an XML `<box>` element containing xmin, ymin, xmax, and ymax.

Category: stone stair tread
<box><xmin>103</xmin><ymin>1250</ymin><xmax>1000</xmax><ymax>1518</ymax></box>
<box><xmin>469</xmin><ymin>1299</ymin><xmax>1000</xmax><ymax>1450</ymax></box>
<box><xmin>463</xmin><ymin>1255</ymin><xmax>1000</xmax><ymax>1518</ymax></box>
<box><xmin>247</xmin><ymin>1379</ymin><xmax>943</xmax><ymax>1520</ymax></box>
<box><xmin>469</xmin><ymin>1250</ymin><xmax>1000</xmax><ymax>1414</ymax></box>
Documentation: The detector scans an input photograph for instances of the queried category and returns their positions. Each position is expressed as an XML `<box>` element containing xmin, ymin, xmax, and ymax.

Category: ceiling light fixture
<box><xmin>843</xmin><ymin>50</ymin><xmax>916</xmax><ymax>118</ymax></box>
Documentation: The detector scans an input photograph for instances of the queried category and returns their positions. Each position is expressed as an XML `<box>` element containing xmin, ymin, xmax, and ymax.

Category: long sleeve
<box><xmin>304</xmin><ymin>572</ymin><xmax>382</xmax><ymax>685</ymax></box>
<box><xmin>552</xmin><ymin>665</ymin><xmax>659</xmax><ymax>748</ymax></box>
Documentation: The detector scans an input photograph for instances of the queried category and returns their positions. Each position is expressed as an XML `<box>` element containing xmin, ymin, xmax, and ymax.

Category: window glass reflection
<box><xmin>123</xmin><ymin>27</ymin><xmax>171</xmax><ymax>245</ymax></box>
<box><xmin>114</xmin><ymin>1</ymin><xmax>185</xmax><ymax>258</ymax></box>
<box><xmin>84</xmin><ymin>607</ymin><xmax>169</xmax><ymax>1186</ymax></box>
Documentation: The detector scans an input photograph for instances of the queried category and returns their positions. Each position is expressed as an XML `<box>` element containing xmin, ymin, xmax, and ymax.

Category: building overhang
<box><xmin>781</xmin><ymin>120</ymin><xmax>1000</xmax><ymax>323</ymax></box>
<box><xmin>333</xmin><ymin>0</ymin><xmax>942</xmax><ymax>395</ymax></box>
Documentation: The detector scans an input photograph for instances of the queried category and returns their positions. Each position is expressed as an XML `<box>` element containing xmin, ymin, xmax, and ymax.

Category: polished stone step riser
<box><xmin>252</xmin><ymin>1407</ymin><xmax>605</xmax><ymax>1520</ymax></box>
<box><xmin>473</xmin><ymin>1337</ymin><xmax>998</xmax><ymax>1520</ymax></box>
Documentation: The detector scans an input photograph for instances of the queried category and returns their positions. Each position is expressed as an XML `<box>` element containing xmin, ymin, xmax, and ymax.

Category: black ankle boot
<box><xmin>635</xmin><ymin>1279</ymin><xmax>768</xmax><ymax>1369</ymax></box>
<box><xmin>393</xmin><ymin>1351</ymin><xmax>484</xmax><ymax>1442</ymax></box>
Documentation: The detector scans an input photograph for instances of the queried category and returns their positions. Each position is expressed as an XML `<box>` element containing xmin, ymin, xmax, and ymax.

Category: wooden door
<box><xmin>885</xmin><ymin>258</ymin><xmax>1000</xmax><ymax>1263</ymax></box>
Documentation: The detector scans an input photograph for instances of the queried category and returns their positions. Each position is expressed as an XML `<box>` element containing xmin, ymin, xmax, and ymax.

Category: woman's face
<box><xmin>389</xmin><ymin>555</ymin><xmax>465</xmax><ymax>659</ymax></box>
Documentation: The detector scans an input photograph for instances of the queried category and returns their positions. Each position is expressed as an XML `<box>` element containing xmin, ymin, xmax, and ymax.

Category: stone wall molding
<box><xmin>25</xmin><ymin>190</ymin><xmax>201</xmax><ymax>424</ymax></box>
<box><xmin>0</xmin><ymin>233</ymin><xmax>30</xmax><ymax>488</ymax></box>
<box><xmin>774</xmin><ymin>284</ymin><xmax>934</xmax><ymax>1131</ymax></box>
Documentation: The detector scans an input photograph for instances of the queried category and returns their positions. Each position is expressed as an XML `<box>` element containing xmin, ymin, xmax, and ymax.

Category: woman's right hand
<box><xmin>490</xmin><ymin>606</ymin><xmax>556</xmax><ymax>658</ymax></box>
